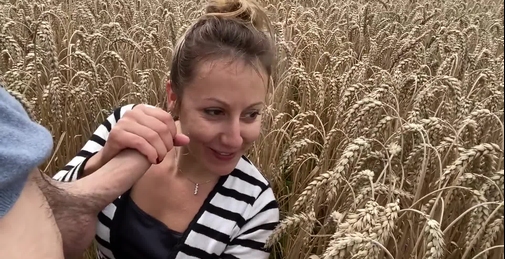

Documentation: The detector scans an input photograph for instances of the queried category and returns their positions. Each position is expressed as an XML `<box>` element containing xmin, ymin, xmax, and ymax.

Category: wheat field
<box><xmin>0</xmin><ymin>0</ymin><xmax>504</xmax><ymax>258</ymax></box>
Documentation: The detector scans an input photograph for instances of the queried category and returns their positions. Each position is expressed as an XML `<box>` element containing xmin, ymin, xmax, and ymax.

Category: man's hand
<box><xmin>36</xmin><ymin>149</ymin><xmax>151</xmax><ymax>259</ymax></box>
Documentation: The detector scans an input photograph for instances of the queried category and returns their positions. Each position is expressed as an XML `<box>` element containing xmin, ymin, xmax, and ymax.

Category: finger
<box><xmin>173</xmin><ymin>134</ymin><xmax>190</xmax><ymax>146</ymax></box>
<box><xmin>117</xmin><ymin>130</ymin><xmax>159</xmax><ymax>164</ymax></box>
<box><xmin>131</xmin><ymin>110</ymin><xmax>175</xmax><ymax>153</ymax></box>
<box><xmin>123</xmin><ymin>122</ymin><xmax>170</xmax><ymax>162</ymax></box>
<box><xmin>138</xmin><ymin>105</ymin><xmax>177</xmax><ymax>138</ymax></box>
<box><xmin>135</xmin><ymin>105</ymin><xmax>186</xmax><ymax>148</ymax></box>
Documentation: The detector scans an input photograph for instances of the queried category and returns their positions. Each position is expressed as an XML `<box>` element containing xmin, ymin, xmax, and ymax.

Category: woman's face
<box><xmin>167</xmin><ymin>58</ymin><xmax>268</xmax><ymax>176</ymax></box>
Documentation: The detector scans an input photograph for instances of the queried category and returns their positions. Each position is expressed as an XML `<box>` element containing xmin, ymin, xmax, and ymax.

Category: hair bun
<box><xmin>204</xmin><ymin>0</ymin><xmax>270</xmax><ymax>31</ymax></box>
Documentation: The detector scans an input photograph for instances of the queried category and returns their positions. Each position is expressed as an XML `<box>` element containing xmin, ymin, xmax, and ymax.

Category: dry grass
<box><xmin>1</xmin><ymin>0</ymin><xmax>504</xmax><ymax>258</ymax></box>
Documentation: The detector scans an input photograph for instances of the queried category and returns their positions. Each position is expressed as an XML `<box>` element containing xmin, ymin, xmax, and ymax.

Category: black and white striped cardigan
<box><xmin>52</xmin><ymin>104</ymin><xmax>280</xmax><ymax>259</ymax></box>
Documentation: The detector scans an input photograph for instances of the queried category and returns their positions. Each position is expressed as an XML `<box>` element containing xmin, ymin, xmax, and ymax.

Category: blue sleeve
<box><xmin>0</xmin><ymin>87</ymin><xmax>53</xmax><ymax>218</ymax></box>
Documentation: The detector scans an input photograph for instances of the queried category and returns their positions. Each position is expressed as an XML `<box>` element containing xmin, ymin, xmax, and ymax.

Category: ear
<box><xmin>166</xmin><ymin>80</ymin><xmax>177</xmax><ymax>111</ymax></box>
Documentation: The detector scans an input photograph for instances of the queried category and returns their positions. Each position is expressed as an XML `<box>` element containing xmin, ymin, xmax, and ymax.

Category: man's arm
<box><xmin>35</xmin><ymin>149</ymin><xmax>151</xmax><ymax>259</ymax></box>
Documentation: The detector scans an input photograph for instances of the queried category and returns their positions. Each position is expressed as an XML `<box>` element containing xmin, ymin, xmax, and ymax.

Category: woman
<box><xmin>52</xmin><ymin>0</ymin><xmax>280</xmax><ymax>258</ymax></box>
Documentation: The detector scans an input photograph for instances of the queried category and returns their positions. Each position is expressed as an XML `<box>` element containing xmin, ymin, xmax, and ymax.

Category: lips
<box><xmin>210</xmin><ymin>148</ymin><xmax>237</xmax><ymax>161</ymax></box>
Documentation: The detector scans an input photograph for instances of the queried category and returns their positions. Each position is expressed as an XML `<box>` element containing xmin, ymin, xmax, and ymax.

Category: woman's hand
<box><xmin>96</xmin><ymin>104</ymin><xmax>189</xmax><ymax>166</ymax></box>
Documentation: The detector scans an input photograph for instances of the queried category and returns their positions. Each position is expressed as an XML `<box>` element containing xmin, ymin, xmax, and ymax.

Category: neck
<box><xmin>172</xmin><ymin>146</ymin><xmax>220</xmax><ymax>184</ymax></box>
<box><xmin>170</xmin><ymin>120</ymin><xmax>220</xmax><ymax>184</ymax></box>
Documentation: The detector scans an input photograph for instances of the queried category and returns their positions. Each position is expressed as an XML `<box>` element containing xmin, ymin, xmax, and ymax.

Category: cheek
<box><xmin>183</xmin><ymin>122</ymin><xmax>216</xmax><ymax>145</ymax></box>
<box><xmin>181</xmin><ymin>116</ymin><xmax>262</xmax><ymax>147</ymax></box>
<box><xmin>178</xmin><ymin>106</ymin><xmax>213</xmax><ymax>141</ymax></box>
<box><xmin>241</xmin><ymin>122</ymin><xmax>262</xmax><ymax>144</ymax></box>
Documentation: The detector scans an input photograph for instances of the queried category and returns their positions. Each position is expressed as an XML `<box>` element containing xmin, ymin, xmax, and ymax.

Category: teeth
<box><xmin>212</xmin><ymin>148</ymin><xmax>234</xmax><ymax>156</ymax></box>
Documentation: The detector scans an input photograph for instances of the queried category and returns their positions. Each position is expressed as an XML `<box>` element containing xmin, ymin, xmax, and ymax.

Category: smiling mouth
<box><xmin>209</xmin><ymin>148</ymin><xmax>237</xmax><ymax>161</ymax></box>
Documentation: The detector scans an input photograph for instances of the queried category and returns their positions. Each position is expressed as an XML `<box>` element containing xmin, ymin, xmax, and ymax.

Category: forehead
<box><xmin>184</xmin><ymin>58</ymin><xmax>268</xmax><ymax>104</ymax></box>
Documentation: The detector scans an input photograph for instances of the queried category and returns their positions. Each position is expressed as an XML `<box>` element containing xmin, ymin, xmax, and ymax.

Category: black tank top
<box><xmin>109</xmin><ymin>189</ymin><xmax>183</xmax><ymax>258</ymax></box>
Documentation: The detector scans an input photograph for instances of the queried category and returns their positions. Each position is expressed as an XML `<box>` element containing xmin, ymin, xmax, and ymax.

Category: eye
<box><xmin>204</xmin><ymin>109</ymin><xmax>224</xmax><ymax>116</ymax></box>
<box><xmin>250</xmin><ymin>111</ymin><xmax>261</xmax><ymax>118</ymax></box>
<box><xmin>242</xmin><ymin>111</ymin><xmax>262</xmax><ymax>120</ymax></box>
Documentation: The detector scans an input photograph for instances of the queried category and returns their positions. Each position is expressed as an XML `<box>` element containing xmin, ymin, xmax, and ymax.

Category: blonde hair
<box><xmin>169</xmin><ymin>0</ymin><xmax>275</xmax><ymax>107</ymax></box>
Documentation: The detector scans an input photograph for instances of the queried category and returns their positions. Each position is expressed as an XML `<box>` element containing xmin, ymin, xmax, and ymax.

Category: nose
<box><xmin>220</xmin><ymin>118</ymin><xmax>243</xmax><ymax>149</ymax></box>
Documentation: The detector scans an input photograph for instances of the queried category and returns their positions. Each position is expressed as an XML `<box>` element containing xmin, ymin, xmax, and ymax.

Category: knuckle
<box><xmin>131</xmin><ymin>137</ymin><xmax>147</xmax><ymax>151</ymax></box>
<box><xmin>111</xmin><ymin>125</ymin><xmax>125</xmax><ymax>137</ymax></box>
<box><xmin>167</xmin><ymin>142</ymin><xmax>174</xmax><ymax>150</ymax></box>
<box><xmin>145</xmin><ymin>130</ymin><xmax>159</xmax><ymax>142</ymax></box>
<box><xmin>108</xmin><ymin>130</ymin><xmax>120</xmax><ymax>140</ymax></box>
<box><xmin>157</xmin><ymin>110</ymin><xmax>173</xmax><ymax>123</ymax></box>
<box><xmin>138</xmin><ymin>104</ymin><xmax>157</xmax><ymax>112</ymax></box>
<box><xmin>119</xmin><ymin>116</ymin><xmax>132</xmax><ymax>125</ymax></box>
<box><xmin>123</xmin><ymin>109</ymin><xmax>134</xmax><ymax>118</ymax></box>
<box><xmin>165</xmin><ymin>112</ymin><xmax>173</xmax><ymax>121</ymax></box>
<box><xmin>128</xmin><ymin>108</ymin><xmax>146</xmax><ymax>118</ymax></box>
<box><xmin>159</xmin><ymin>124</ymin><xmax>171</xmax><ymax>135</ymax></box>
<box><xmin>134</xmin><ymin>104</ymin><xmax>146</xmax><ymax>110</ymax></box>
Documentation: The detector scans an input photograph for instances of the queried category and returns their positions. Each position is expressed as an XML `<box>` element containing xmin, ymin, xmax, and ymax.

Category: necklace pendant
<box><xmin>194</xmin><ymin>183</ymin><xmax>199</xmax><ymax>195</ymax></box>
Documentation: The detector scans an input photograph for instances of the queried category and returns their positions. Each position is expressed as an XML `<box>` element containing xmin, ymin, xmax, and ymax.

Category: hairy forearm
<box><xmin>35</xmin><ymin>149</ymin><xmax>151</xmax><ymax>258</ymax></box>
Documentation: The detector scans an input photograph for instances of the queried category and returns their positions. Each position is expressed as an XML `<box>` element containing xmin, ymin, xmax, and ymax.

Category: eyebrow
<box><xmin>204</xmin><ymin>97</ymin><xmax>264</xmax><ymax>109</ymax></box>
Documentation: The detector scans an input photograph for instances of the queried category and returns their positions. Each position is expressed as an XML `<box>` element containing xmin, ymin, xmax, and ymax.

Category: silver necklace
<box><xmin>179</xmin><ymin>169</ymin><xmax>213</xmax><ymax>195</ymax></box>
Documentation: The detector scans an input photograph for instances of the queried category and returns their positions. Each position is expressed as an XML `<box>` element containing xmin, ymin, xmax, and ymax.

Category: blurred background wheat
<box><xmin>0</xmin><ymin>0</ymin><xmax>504</xmax><ymax>258</ymax></box>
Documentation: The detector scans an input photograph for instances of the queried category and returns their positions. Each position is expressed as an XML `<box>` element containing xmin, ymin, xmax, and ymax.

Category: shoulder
<box><xmin>228</xmin><ymin>156</ymin><xmax>278</xmax><ymax>206</ymax></box>
<box><xmin>233</xmin><ymin>156</ymin><xmax>271</xmax><ymax>190</ymax></box>
<box><xmin>229</xmin><ymin>157</ymin><xmax>280</xmax><ymax>230</ymax></box>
